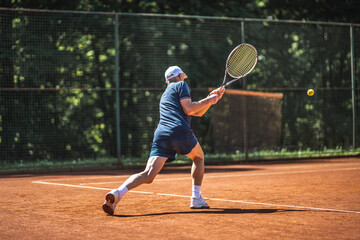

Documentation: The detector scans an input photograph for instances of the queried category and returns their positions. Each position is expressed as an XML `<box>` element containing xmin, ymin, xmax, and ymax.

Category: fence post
<box><xmin>241</xmin><ymin>20</ymin><xmax>246</xmax><ymax>89</ymax></box>
<box><xmin>115</xmin><ymin>13</ymin><xmax>122</xmax><ymax>168</ymax></box>
<box><xmin>350</xmin><ymin>25</ymin><xmax>356</xmax><ymax>148</ymax></box>
<box><xmin>241</xmin><ymin>20</ymin><xmax>248</xmax><ymax>160</ymax></box>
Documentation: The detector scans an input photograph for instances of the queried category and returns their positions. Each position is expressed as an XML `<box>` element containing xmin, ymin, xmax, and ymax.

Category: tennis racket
<box><xmin>216</xmin><ymin>43</ymin><xmax>258</xmax><ymax>93</ymax></box>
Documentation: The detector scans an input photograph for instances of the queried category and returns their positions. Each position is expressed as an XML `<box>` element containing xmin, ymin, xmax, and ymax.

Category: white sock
<box><xmin>117</xmin><ymin>185</ymin><xmax>128</xmax><ymax>199</ymax></box>
<box><xmin>192</xmin><ymin>185</ymin><xmax>201</xmax><ymax>198</ymax></box>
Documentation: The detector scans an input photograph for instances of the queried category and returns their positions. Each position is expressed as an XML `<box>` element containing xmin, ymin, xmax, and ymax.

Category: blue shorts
<box><xmin>150</xmin><ymin>134</ymin><xmax>198</xmax><ymax>162</ymax></box>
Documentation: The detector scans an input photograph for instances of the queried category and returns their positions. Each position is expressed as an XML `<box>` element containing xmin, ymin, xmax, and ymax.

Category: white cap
<box><xmin>164</xmin><ymin>66</ymin><xmax>188</xmax><ymax>81</ymax></box>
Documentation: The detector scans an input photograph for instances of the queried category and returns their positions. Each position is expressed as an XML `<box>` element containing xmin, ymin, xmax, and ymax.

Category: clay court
<box><xmin>0</xmin><ymin>157</ymin><xmax>359</xmax><ymax>239</ymax></box>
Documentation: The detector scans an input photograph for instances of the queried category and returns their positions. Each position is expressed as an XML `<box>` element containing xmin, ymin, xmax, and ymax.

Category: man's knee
<box><xmin>193</xmin><ymin>150</ymin><xmax>204</xmax><ymax>162</ymax></box>
<box><xmin>144</xmin><ymin>175</ymin><xmax>156</xmax><ymax>184</ymax></box>
<box><xmin>140</xmin><ymin>170</ymin><xmax>157</xmax><ymax>184</ymax></box>
<box><xmin>141</xmin><ymin>156</ymin><xmax>167</xmax><ymax>184</ymax></box>
<box><xmin>193</xmin><ymin>155</ymin><xmax>204</xmax><ymax>165</ymax></box>
<box><xmin>186</xmin><ymin>143</ymin><xmax>204</xmax><ymax>161</ymax></box>
<box><xmin>192</xmin><ymin>152</ymin><xmax>204</xmax><ymax>162</ymax></box>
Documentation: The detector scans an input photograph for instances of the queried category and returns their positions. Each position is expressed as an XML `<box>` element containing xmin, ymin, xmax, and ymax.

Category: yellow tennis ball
<box><xmin>307</xmin><ymin>89</ymin><xmax>314</xmax><ymax>96</ymax></box>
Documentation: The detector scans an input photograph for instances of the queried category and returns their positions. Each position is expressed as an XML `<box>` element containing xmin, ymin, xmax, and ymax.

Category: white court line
<box><xmin>32</xmin><ymin>178</ymin><xmax>360</xmax><ymax>214</ymax></box>
<box><xmin>79</xmin><ymin>167</ymin><xmax>360</xmax><ymax>185</ymax></box>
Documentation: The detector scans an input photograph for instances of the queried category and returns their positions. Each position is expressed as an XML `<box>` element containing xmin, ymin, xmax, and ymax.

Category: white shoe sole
<box><xmin>102</xmin><ymin>200</ymin><xmax>115</xmax><ymax>215</ymax></box>
<box><xmin>102</xmin><ymin>192</ymin><xmax>117</xmax><ymax>215</ymax></box>
<box><xmin>106</xmin><ymin>192</ymin><xmax>116</xmax><ymax>204</ymax></box>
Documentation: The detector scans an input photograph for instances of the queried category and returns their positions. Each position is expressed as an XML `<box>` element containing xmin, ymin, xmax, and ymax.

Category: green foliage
<box><xmin>0</xmin><ymin>2</ymin><xmax>359</xmax><ymax>169</ymax></box>
<box><xmin>4</xmin><ymin>0</ymin><xmax>360</xmax><ymax>24</ymax></box>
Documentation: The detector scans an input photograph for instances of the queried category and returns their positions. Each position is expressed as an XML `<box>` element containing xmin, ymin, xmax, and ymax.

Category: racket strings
<box><xmin>227</xmin><ymin>45</ymin><xmax>257</xmax><ymax>78</ymax></box>
<box><xmin>228</xmin><ymin>51</ymin><xmax>256</xmax><ymax>76</ymax></box>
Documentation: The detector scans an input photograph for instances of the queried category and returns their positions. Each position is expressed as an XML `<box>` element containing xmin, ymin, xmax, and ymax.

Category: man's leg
<box><xmin>121</xmin><ymin>156</ymin><xmax>168</xmax><ymax>190</ymax></box>
<box><xmin>102</xmin><ymin>156</ymin><xmax>167</xmax><ymax>215</ymax></box>
<box><xmin>186</xmin><ymin>142</ymin><xmax>209</xmax><ymax>209</ymax></box>
<box><xmin>185</xmin><ymin>142</ymin><xmax>204</xmax><ymax>186</ymax></box>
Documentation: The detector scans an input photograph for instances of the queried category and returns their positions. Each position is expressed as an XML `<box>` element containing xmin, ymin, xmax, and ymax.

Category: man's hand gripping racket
<box><xmin>210</xmin><ymin>43</ymin><xmax>258</xmax><ymax>96</ymax></box>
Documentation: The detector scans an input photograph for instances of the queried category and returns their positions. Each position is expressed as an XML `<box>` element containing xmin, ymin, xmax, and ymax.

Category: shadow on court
<box><xmin>112</xmin><ymin>208</ymin><xmax>305</xmax><ymax>218</ymax></box>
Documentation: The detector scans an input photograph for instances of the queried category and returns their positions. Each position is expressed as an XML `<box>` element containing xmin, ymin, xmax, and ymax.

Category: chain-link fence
<box><xmin>0</xmin><ymin>8</ymin><xmax>359</xmax><ymax>170</ymax></box>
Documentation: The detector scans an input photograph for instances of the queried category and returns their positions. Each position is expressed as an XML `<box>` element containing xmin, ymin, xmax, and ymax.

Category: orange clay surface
<box><xmin>1</xmin><ymin>157</ymin><xmax>359</xmax><ymax>239</ymax></box>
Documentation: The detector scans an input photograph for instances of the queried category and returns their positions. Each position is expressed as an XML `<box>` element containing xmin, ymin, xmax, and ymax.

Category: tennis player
<box><xmin>102</xmin><ymin>66</ymin><xmax>224</xmax><ymax>215</ymax></box>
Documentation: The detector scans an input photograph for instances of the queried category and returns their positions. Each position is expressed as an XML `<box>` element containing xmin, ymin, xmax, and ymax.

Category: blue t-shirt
<box><xmin>153</xmin><ymin>81</ymin><xmax>193</xmax><ymax>140</ymax></box>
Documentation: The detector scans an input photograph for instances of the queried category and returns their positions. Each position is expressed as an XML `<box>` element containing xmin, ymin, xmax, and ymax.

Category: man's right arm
<box><xmin>180</xmin><ymin>94</ymin><xmax>222</xmax><ymax>117</ymax></box>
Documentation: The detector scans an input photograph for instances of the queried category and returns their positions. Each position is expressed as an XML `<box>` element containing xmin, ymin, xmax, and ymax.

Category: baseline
<box><xmin>32</xmin><ymin>178</ymin><xmax>360</xmax><ymax>214</ymax></box>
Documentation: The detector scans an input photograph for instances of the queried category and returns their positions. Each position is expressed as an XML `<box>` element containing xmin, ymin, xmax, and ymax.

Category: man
<box><xmin>102</xmin><ymin>66</ymin><xmax>224</xmax><ymax>215</ymax></box>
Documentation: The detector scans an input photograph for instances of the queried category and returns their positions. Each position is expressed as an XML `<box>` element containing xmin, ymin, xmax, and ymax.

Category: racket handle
<box><xmin>219</xmin><ymin>84</ymin><xmax>226</xmax><ymax>90</ymax></box>
<box><xmin>209</xmin><ymin>86</ymin><xmax>225</xmax><ymax>96</ymax></box>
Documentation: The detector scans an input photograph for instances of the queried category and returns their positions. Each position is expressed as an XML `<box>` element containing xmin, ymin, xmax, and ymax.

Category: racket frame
<box><xmin>221</xmin><ymin>43</ymin><xmax>258</xmax><ymax>87</ymax></box>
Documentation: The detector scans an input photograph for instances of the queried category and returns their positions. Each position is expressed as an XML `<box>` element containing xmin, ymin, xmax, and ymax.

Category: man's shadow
<box><xmin>112</xmin><ymin>208</ymin><xmax>304</xmax><ymax>217</ymax></box>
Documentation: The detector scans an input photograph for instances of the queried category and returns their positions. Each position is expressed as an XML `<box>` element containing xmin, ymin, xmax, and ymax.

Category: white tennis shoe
<box><xmin>102</xmin><ymin>189</ymin><xmax>121</xmax><ymax>215</ymax></box>
<box><xmin>190</xmin><ymin>196</ymin><xmax>210</xmax><ymax>209</ymax></box>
